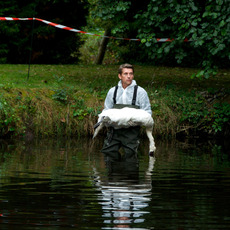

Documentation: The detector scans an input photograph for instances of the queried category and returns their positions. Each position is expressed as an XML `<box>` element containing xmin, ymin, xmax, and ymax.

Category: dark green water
<box><xmin>0</xmin><ymin>138</ymin><xmax>230</xmax><ymax>229</ymax></box>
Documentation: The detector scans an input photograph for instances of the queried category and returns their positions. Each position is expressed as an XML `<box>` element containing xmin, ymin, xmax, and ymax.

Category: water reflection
<box><xmin>0</xmin><ymin>138</ymin><xmax>230</xmax><ymax>229</ymax></box>
<box><xmin>93</xmin><ymin>157</ymin><xmax>155</xmax><ymax>229</ymax></box>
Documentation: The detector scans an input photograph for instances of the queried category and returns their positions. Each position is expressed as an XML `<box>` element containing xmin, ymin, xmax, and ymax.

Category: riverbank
<box><xmin>0</xmin><ymin>64</ymin><xmax>229</xmax><ymax>140</ymax></box>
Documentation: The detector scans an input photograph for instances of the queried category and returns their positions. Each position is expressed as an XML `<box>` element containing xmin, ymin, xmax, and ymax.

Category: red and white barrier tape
<box><xmin>0</xmin><ymin>17</ymin><xmax>191</xmax><ymax>42</ymax></box>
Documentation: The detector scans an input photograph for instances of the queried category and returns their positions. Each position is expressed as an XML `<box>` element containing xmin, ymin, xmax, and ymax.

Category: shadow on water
<box><xmin>0</xmin><ymin>137</ymin><xmax>230</xmax><ymax>229</ymax></box>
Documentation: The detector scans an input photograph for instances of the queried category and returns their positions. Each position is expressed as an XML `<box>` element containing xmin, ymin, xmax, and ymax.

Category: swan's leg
<box><xmin>93</xmin><ymin>123</ymin><xmax>104</xmax><ymax>139</ymax></box>
<box><xmin>146</xmin><ymin>127</ymin><xmax>156</xmax><ymax>157</ymax></box>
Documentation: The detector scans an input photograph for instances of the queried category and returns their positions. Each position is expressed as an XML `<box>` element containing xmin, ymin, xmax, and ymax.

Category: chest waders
<box><xmin>112</xmin><ymin>85</ymin><xmax>140</xmax><ymax>109</ymax></box>
<box><xmin>101</xmin><ymin>85</ymin><xmax>141</xmax><ymax>162</ymax></box>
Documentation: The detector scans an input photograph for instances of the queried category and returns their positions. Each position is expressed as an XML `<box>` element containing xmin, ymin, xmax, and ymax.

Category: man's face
<box><xmin>118</xmin><ymin>68</ymin><xmax>134</xmax><ymax>89</ymax></box>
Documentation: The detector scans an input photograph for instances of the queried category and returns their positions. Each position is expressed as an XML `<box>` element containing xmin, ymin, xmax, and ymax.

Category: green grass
<box><xmin>0</xmin><ymin>64</ymin><xmax>229</xmax><ymax>139</ymax></box>
<box><xmin>1</xmin><ymin>64</ymin><xmax>230</xmax><ymax>89</ymax></box>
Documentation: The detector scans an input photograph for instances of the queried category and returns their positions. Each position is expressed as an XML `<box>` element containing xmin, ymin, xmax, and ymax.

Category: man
<box><xmin>101</xmin><ymin>63</ymin><xmax>152</xmax><ymax>162</ymax></box>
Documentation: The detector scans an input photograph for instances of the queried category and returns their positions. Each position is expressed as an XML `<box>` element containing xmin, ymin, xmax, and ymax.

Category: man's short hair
<box><xmin>118</xmin><ymin>63</ymin><xmax>134</xmax><ymax>75</ymax></box>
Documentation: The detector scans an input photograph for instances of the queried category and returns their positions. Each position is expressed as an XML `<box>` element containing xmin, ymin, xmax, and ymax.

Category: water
<box><xmin>0</xmin><ymin>138</ymin><xmax>230</xmax><ymax>229</ymax></box>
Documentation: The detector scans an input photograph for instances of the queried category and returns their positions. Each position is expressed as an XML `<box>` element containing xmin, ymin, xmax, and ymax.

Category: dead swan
<box><xmin>93</xmin><ymin>107</ymin><xmax>156</xmax><ymax>156</ymax></box>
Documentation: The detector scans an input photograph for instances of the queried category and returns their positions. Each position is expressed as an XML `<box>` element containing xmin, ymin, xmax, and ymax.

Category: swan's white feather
<box><xmin>93</xmin><ymin>107</ymin><xmax>156</xmax><ymax>155</ymax></box>
<box><xmin>98</xmin><ymin>107</ymin><xmax>154</xmax><ymax>128</ymax></box>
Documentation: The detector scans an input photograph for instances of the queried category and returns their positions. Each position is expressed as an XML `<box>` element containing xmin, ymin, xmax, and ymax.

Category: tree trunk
<box><xmin>95</xmin><ymin>28</ymin><xmax>111</xmax><ymax>65</ymax></box>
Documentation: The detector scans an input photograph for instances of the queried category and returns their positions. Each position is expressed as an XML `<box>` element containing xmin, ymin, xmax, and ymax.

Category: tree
<box><xmin>136</xmin><ymin>0</ymin><xmax>230</xmax><ymax>78</ymax></box>
<box><xmin>89</xmin><ymin>0</ymin><xmax>149</xmax><ymax>64</ymax></box>
<box><xmin>95</xmin><ymin>27</ymin><xmax>111</xmax><ymax>64</ymax></box>
<box><xmin>88</xmin><ymin>0</ymin><xmax>230</xmax><ymax>77</ymax></box>
<box><xmin>0</xmin><ymin>0</ymin><xmax>89</xmax><ymax>64</ymax></box>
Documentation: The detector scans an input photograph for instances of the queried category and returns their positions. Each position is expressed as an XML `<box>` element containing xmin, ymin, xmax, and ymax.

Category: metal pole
<box><xmin>27</xmin><ymin>1</ymin><xmax>38</xmax><ymax>81</ymax></box>
<box><xmin>27</xmin><ymin>17</ymin><xmax>35</xmax><ymax>81</ymax></box>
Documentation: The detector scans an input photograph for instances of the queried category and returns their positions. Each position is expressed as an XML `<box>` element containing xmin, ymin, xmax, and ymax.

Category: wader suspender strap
<box><xmin>132</xmin><ymin>85</ymin><xmax>138</xmax><ymax>105</ymax></box>
<box><xmin>113</xmin><ymin>85</ymin><xmax>118</xmax><ymax>104</ymax></box>
<box><xmin>113</xmin><ymin>85</ymin><xmax>138</xmax><ymax>105</ymax></box>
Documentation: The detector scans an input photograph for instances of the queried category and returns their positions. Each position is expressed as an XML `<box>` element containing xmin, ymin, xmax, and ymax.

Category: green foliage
<box><xmin>88</xmin><ymin>0</ymin><xmax>229</xmax><ymax>76</ymax></box>
<box><xmin>79</xmin><ymin>30</ymin><xmax>120</xmax><ymax>64</ymax></box>
<box><xmin>0</xmin><ymin>94</ymin><xmax>20</xmax><ymax>135</ymax></box>
<box><xmin>71</xmin><ymin>97</ymin><xmax>86</xmax><ymax>119</ymax></box>
<box><xmin>136</xmin><ymin>0</ymin><xmax>230</xmax><ymax>77</ymax></box>
<box><xmin>52</xmin><ymin>88</ymin><xmax>68</xmax><ymax>103</ymax></box>
<box><xmin>50</xmin><ymin>74</ymin><xmax>100</xmax><ymax>121</ymax></box>
<box><xmin>191</xmin><ymin>67</ymin><xmax>218</xmax><ymax>80</ymax></box>
<box><xmin>87</xmin><ymin>0</ymin><xmax>150</xmax><ymax>64</ymax></box>
<box><xmin>0</xmin><ymin>0</ymin><xmax>89</xmax><ymax>64</ymax></box>
<box><xmin>89</xmin><ymin>0</ymin><xmax>131</xmax><ymax>26</ymax></box>
<box><xmin>208</xmin><ymin>102</ymin><xmax>230</xmax><ymax>133</ymax></box>
<box><xmin>79</xmin><ymin>34</ymin><xmax>101</xmax><ymax>64</ymax></box>
<box><xmin>0</xmin><ymin>64</ymin><xmax>229</xmax><ymax>138</ymax></box>
<box><xmin>150</xmin><ymin>87</ymin><xmax>230</xmax><ymax>136</ymax></box>
<box><xmin>52</xmin><ymin>75</ymin><xmax>69</xmax><ymax>103</ymax></box>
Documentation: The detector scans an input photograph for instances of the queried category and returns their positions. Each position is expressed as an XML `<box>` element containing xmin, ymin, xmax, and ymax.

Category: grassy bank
<box><xmin>0</xmin><ymin>64</ymin><xmax>230</xmax><ymax>139</ymax></box>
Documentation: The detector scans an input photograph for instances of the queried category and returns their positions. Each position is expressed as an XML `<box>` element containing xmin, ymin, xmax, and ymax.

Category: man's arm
<box><xmin>138</xmin><ymin>89</ymin><xmax>152</xmax><ymax>115</ymax></box>
<box><xmin>103</xmin><ymin>87</ymin><xmax>115</xmax><ymax>111</ymax></box>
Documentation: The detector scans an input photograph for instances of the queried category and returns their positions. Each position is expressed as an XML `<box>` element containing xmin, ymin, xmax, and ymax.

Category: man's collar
<box><xmin>118</xmin><ymin>80</ymin><xmax>136</xmax><ymax>88</ymax></box>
